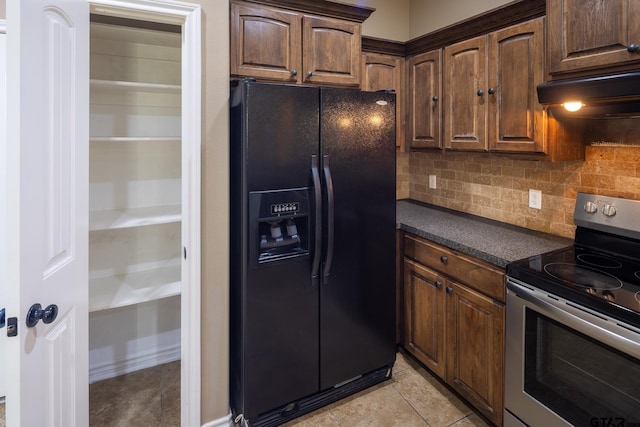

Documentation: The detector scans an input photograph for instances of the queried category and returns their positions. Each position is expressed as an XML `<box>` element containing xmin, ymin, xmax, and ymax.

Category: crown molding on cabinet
<box><xmin>361</xmin><ymin>37</ymin><xmax>406</xmax><ymax>57</ymax></box>
<box><xmin>238</xmin><ymin>0</ymin><xmax>375</xmax><ymax>22</ymax></box>
<box><xmin>362</xmin><ymin>0</ymin><xmax>545</xmax><ymax>57</ymax></box>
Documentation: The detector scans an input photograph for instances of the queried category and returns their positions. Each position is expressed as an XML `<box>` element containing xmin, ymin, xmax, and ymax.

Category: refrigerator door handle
<box><xmin>311</xmin><ymin>155</ymin><xmax>322</xmax><ymax>286</ymax></box>
<box><xmin>323</xmin><ymin>155</ymin><xmax>334</xmax><ymax>284</ymax></box>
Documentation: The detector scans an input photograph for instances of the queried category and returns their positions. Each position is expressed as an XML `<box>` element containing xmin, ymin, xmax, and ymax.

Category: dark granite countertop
<box><xmin>397</xmin><ymin>200</ymin><xmax>573</xmax><ymax>268</ymax></box>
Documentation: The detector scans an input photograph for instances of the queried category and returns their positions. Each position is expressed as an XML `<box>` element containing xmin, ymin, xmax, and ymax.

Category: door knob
<box><xmin>26</xmin><ymin>303</ymin><xmax>59</xmax><ymax>328</ymax></box>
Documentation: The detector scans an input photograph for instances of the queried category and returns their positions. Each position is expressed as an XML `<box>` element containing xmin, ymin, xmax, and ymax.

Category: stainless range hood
<box><xmin>537</xmin><ymin>72</ymin><xmax>640</xmax><ymax>117</ymax></box>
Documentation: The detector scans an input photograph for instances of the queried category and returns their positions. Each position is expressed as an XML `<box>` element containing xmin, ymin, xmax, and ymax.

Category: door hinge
<box><xmin>7</xmin><ymin>317</ymin><xmax>18</xmax><ymax>337</ymax></box>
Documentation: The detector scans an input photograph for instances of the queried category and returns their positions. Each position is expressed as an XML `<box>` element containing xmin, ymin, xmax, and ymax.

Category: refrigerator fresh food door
<box><xmin>230</xmin><ymin>81</ymin><xmax>321</xmax><ymax>419</ymax></box>
<box><xmin>319</xmin><ymin>88</ymin><xmax>397</xmax><ymax>390</ymax></box>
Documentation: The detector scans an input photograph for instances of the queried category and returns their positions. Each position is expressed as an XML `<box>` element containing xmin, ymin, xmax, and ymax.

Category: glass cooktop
<box><xmin>507</xmin><ymin>245</ymin><xmax>640</xmax><ymax>329</ymax></box>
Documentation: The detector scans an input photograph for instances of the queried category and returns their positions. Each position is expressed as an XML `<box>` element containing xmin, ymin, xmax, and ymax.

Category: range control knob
<box><xmin>584</xmin><ymin>201</ymin><xmax>598</xmax><ymax>213</ymax></box>
<box><xmin>602</xmin><ymin>204</ymin><xmax>617</xmax><ymax>217</ymax></box>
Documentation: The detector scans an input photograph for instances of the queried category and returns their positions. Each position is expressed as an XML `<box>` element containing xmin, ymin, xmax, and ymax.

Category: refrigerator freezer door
<box><xmin>319</xmin><ymin>88</ymin><xmax>397</xmax><ymax>389</ymax></box>
<box><xmin>230</xmin><ymin>81</ymin><xmax>321</xmax><ymax>419</ymax></box>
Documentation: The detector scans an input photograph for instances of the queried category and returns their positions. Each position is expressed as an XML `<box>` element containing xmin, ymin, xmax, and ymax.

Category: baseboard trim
<box><xmin>89</xmin><ymin>344</ymin><xmax>181</xmax><ymax>383</ymax></box>
<box><xmin>201</xmin><ymin>411</ymin><xmax>233</xmax><ymax>427</ymax></box>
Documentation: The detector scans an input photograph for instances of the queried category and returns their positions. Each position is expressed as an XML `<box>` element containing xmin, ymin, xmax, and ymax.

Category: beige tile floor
<box><xmin>282</xmin><ymin>350</ymin><xmax>489</xmax><ymax>427</ymax></box>
<box><xmin>0</xmin><ymin>350</ymin><xmax>488</xmax><ymax>427</ymax></box>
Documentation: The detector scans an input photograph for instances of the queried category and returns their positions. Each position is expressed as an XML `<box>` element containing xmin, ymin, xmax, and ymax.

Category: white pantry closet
<box><xmin>88</xmin><ymin>16</ymin><xmax>182</xmax><ymax>383</ymax></box>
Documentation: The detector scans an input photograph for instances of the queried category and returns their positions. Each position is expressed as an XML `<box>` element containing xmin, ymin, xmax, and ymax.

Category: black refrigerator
<box><xmin>230</xmin><ymin>79</ymin><xmax>396</xmax><ymax>427</ymax></box>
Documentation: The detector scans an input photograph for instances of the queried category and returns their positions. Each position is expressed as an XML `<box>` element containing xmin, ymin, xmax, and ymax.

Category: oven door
<box><xmin>505</xmin><ymin>278</ymin><xmax>640</xmax><ymax>427</ymax></box>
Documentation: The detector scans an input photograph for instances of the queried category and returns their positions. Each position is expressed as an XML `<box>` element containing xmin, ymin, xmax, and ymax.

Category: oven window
<box><xmin>524</xmin><ymin>309</ymin><xmax>640</xmax><ymax>426</ymax></box>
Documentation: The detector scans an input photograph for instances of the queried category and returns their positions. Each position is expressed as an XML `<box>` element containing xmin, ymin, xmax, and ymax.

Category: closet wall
<box><xmin>88</xmin><ymin>19</ymin><xmax>182</xmax><ymax>382</ymax></box>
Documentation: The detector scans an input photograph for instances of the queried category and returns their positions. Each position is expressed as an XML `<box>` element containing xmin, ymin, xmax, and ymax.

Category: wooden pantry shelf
<box><xmin>89</xmin><ymin>136</ymin><xmax>181</xmax><ymax>142</ymax></box>
<box><xmin>90</xmin><ymin>78</ymin><xmax>181</xmax><ymax>93</ymax></box>
<box><xmin>89</xmin><ymin>205</ymin><xmax>181</xmax><ymax>231</ymax></box>
<box><xmin>89</xmin><ymin>265</ymin><xmax>181</xmax><ymax>312</ymax></box>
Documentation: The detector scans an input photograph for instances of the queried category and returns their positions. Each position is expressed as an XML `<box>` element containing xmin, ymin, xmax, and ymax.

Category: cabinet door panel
<box><xmin>548</xmin><ymin>0</ymin><xmax>640</xmax><ymax>75</ymax></box>
<box><xmin>489</xmin><ymin>18</ymin><xmax>545</xmax><ymax>153</ymax></box>
<box><xmin>362</xmin><ymin>54</ymin><xmax>399</xmax><ymax>92</ymax></box>
<box><xmin>444</xmin><ymin>37</ymin><xmax>487</xmax><ymax>151</ymax></box>
<box><xmin>403</xmin><ymin>259</ymin><xmax>446</xmax><ymax>379</ymax></box>
<box><xmin>362</xmin><ymin>53</ymin><xmax>404</xmax><ymax>150</ymax></box>
<box><xmin>303</xmin><ymin>15</ymin><xmax>361</xmax><ymax>86</ymax></box>
<box><xmin>230</xmin><ymin>2</ymin><xmax>301</xmax><ymax>82</ymax></box>
<box><xmin>407</xmin><ymin>50</ymin><xmax>441</xmax><ymax>149</ymax></box>
<box><xmin>446</xmin><ymin>281</ymin><xmax>504</xmax><ymax>426</ymax></box>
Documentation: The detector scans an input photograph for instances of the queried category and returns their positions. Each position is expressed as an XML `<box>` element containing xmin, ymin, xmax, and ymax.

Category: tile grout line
<box><xmin>390</xmin><ymin>381</ymin><xmax>432</xmax><ymax>427</ymax></box>
<box><xmin>392</xmin><ymin>355</ymin><xmax>432</xmax><ymax>426</ymax></box>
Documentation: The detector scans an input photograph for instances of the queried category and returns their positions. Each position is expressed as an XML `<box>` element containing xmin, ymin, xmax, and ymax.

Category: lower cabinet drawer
<box><xmin>404</xmin><ymin>234</ymin><xmax>505</xmax><ymax>302</ymax></box>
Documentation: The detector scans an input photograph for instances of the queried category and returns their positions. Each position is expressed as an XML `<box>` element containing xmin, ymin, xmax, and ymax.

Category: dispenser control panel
<box><xmin>271</xmin><ymin>202</ymin><xmax>299</xmax><ymax>215</ymax></box>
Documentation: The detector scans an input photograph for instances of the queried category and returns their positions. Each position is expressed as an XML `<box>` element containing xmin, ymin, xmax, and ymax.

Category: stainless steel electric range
<box><xmin>504</xmin><ymin>192</ymin><xmax>640</xmax><ymax>427</ymax></box>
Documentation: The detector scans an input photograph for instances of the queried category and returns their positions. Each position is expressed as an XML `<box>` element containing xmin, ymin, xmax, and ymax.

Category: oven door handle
<box><xmin>507</xmin><ymin>279</ymin><xmax>640</xmax><ymax>358</ymax></box>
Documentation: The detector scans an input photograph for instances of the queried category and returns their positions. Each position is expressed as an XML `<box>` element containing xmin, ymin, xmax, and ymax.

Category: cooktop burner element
<box><xmin>507</xmin><ymin>192</ymin><xmax>640</xmax><ymax>329</ymax></box>
<box><xmin>576</xmin><ymin>253</ymin><xmax>623</xmax><ymax>269</ymax></box>
<box><xmin>543</xmin><ymin>262</ymin><xmax>623</xmax><ymax>290</ymax></box>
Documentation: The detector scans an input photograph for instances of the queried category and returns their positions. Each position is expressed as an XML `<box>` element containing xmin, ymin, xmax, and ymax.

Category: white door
<box><xmin>0</xmin><ymin>18</ymin><xmax>7</xmax><ymax>403</ymax></box>
<box><xmin>5</xmin><ymin>0</ymin><xmax>89</xmax><ymax>425</ymax></box>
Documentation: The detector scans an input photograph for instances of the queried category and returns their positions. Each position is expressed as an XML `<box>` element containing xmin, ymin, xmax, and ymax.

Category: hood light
<box><xmin>376</xmin><ymin>100</ymin><xmax>388</xmax><ymax>106</ymax></box>
<box><xmin>563</xmin><ymin>101</ymin><xmax>584</xmax><ymax>112</ymax></box>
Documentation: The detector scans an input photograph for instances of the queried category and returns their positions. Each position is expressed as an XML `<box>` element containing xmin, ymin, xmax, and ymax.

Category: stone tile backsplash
<box><xmin>396</xmin><ymin>146</ymin><xmax>640</xmax><ymax>239</ymax></box>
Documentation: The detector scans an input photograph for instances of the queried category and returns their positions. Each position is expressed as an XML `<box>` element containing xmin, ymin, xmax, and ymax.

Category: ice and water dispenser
<box><xmin>249</xmin><ymin>188</ymin><xmax>310</xmax><ymax>268</ymax></box>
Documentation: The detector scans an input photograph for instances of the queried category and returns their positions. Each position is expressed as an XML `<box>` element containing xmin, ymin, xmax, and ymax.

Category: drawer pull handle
<box><xmin>435</xmin><ymin>280</ymin><xmax>442</xmax><ymax>289</ymax></box>
<box><xmin>440</xmin><ymin>256</ymin><xmax>448</xmax><ymax>264</ymax></box>
<box><xmin>446</xmin><ymin>286</ymin><xmax>453</xmax><ymax>295</ymax></box>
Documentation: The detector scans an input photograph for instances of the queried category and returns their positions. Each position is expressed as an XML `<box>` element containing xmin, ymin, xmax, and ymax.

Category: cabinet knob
<box><xmin>488</xmin><ymin>87</ymin><xmax>495</xmax><ymax>95</ymax></box>
<box><xmin>628</xmin><ymin>44</ymin><xmax>639</xmax><ymax>53</ymax></box>
<box><xmin>477</xmin><ymin>89</ymin><xmax>484</xmax><ymax>96</ymax></box>
<box><xmin>307</xmin><ymin>71</ymin><xmax>313</xmax><ymax>77</ymax></box>
<box><xmin>440</xmin><ymin>256</ymin><xmax>448</xmax><ymax>264</ymax></box>
<box><xmin>432</xmin><ymin>95</ymin><xmax>439</xmax><ymax>102</ymax></box>
<box><xmin>435</xmin><ymin>280</ymin><xmax>442</xmax><ymax>289</ymax></box>
<box><xmin>291</xmin><ymin>70</ymin><xmax>298</xmax><ymax>77</ymax></box>
<box><xmin>446</xmin><ymin>286</ymin><xmax>453</xmax><ymax>295</ymax></box>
